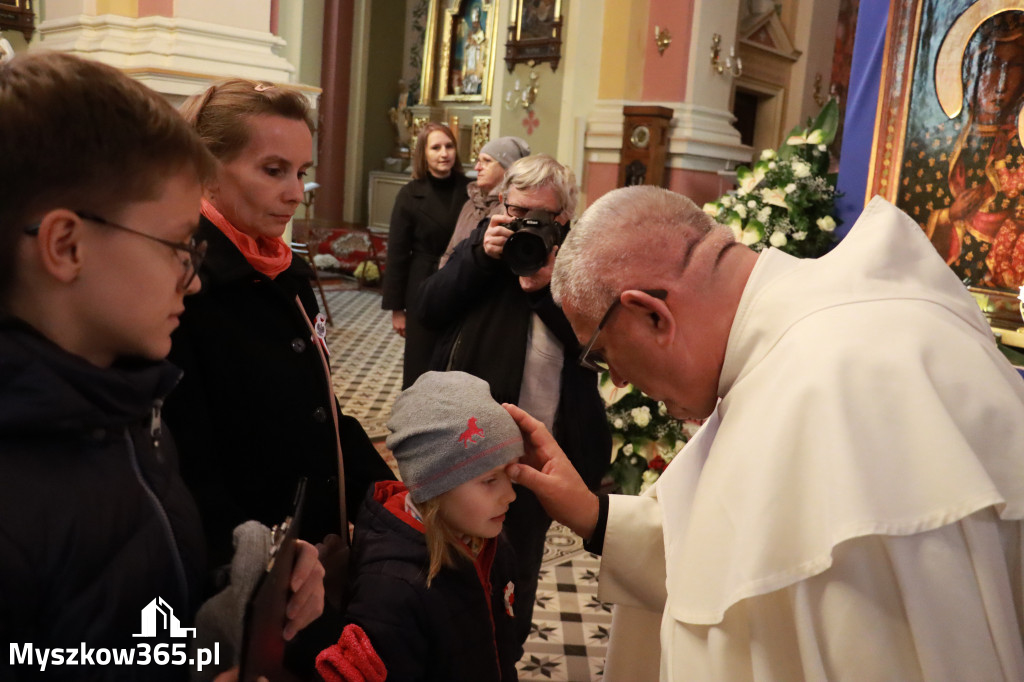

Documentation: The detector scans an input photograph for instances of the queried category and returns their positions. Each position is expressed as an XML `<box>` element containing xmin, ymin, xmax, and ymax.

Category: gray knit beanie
<box><xmin>386</xmin><ymin>371</ymin><xmax>524</xmax><ymax>503</ymax></box>
<box><xmin>480</xmin><ymin>136</ymin><xmax>531</xmax><ymax>169</ymax></box>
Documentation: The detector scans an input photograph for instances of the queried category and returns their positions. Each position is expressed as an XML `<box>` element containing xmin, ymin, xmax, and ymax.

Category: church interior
<box><xmin>4</xmin><ymin>0</ymin><xmax>1024</xmax><ymax>680</ymax></box>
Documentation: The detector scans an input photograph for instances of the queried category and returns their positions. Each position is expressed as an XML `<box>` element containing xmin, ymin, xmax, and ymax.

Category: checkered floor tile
<box><xmin>518</xmin><ymin>525</ymin><xmax>609</xmax><ymax>682</ymax></box>
<box><xmin>321</xmin><ymin>287</ymin><xmax>403</xmax><ymax>439</ymax></box>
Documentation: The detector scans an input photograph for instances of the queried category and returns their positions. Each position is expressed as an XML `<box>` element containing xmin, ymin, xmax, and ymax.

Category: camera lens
<box><xmin>505</xmin><ymin>231</ymin><xmax>550</xmax><ymax>276</ymax></box>
<box><xmin>502</xmin><ymin>210</ymin><xmax>560</xmax><ymax>276</ymax></box>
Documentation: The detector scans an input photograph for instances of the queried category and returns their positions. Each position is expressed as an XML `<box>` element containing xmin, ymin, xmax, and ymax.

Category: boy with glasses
<box><xmin>0</xmin><ymin>52</ymin><xmax>321</xmax><ymax>679</ymax></box>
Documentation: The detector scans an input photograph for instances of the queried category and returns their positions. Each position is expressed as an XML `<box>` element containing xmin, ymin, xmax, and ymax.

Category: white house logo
<box><xmin>133</xmin><ymin>597</ymin><xmax>195</xmax><ymax>638</ymax></box>
<box><xmin>10</xmin><ymin>596</ymin><xmax>219</xmax><ymax>672</ymax></box>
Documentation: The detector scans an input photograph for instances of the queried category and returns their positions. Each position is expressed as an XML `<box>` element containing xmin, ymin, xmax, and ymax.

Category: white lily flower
<box><xmin>761</xmin><ymin>187</ymin><xmax>789</xmax><ymax>209</ymax></box>
<box><xmin>769</xmin><ymin>231</ymin><xmax>788</xmax><ymax>248</ymax></box>
<box><xmin>740</xmin><ymin>227</ymin><xmax>761</xmax><ymax>245</ymax></box>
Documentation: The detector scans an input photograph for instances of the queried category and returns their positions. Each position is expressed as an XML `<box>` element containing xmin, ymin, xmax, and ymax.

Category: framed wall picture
<box><xmin>505</xmin><ymin>0</ymin><xmax>563</xmax><ymax>71</ymax></box>
<box><xmin>868</xmin><ymin>0</ymin><xmax>1024</xmax><ymax>316</ymax></box>
<box><xmin>420</xmin><ymin>0</ymin><xmax>500</xmax><ymax>105</ymax></box>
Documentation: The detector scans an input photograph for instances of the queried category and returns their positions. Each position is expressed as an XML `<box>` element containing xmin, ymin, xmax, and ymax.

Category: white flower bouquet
<box><xmin>601</xmin><ymin>374</ymin><xmax>700</xmax><ymax>494</ymax></box>
<box><xmin>703</xmin><ymin>99</ymin><xmax>841</xmax><ymax>259</ymax></box>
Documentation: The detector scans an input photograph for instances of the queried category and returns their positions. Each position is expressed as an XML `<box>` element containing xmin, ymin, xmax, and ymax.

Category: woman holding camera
<box><xmin>382</xmin><ymin>122</ymin><xmax>469</xmax><ymax>388</ymax></box>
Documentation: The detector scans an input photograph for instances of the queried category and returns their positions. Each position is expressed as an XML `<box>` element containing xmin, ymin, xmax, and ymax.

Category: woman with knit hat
<box><xmin>439</xmin><ymin>136</ymin><xmax>531</xmax><ymax>269</ymax></box>
<box><xmin>317</xmin><ymin>372</ymin><xmax>523</xmax><ymax>681</ymax></box>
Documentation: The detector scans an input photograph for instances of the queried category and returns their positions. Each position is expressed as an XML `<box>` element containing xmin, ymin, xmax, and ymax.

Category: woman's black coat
<box><xmin>165</xmin><ymin>218</ymin><xmax>393</xmax><ymax>570</ymax></box>
<box><xmin>382</xmin><ymin>174</ymin><xmax>471</xmax><ymax>388</ymax></box>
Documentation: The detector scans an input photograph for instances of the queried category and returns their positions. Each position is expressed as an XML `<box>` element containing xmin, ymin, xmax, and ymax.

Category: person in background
<box><xmin>0</xmin><ymin>52</ymin><xmax>323</xmax><ymax>681</ymax></box>
<box><xmin>508</xmin><ymin>186</ymin><xmax>1024</xmax><ymax>681</ymax></box>
<box><xmin>382</xmin><ymin>122</ymin><xmax>470</xmax><ymax>387</ymax></box>
<box><xmin>439</xmin><ymin>135</ymin><xmax>531</xmax><ymax>268</ymax></box>
<box><xmin>417</xmin><ymin>154</ymin><xmax>612</xmax><ymax>645</ymax></box>
<box><xmin>317</xmin><ymin>372</ymin><xmax>523</xmax><ymax>682</ymax></box>
<box><xmin>165</xmin><ymin>80</ymin><xmax>393</xmax><ymax>612</ymax></box>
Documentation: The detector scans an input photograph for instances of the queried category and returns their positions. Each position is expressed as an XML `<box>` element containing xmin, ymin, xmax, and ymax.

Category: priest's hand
<box><xmin>503</xmin><ymin>403</ymin><xmax>599</xmax><ymax>540</ymax></box>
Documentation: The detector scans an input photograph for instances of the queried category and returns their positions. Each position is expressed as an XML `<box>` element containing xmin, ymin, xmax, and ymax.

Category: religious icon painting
<box><xmin>869</xmin><ymin>0</ymin><xmax>1024</xmax><ymax>322</ymax></box>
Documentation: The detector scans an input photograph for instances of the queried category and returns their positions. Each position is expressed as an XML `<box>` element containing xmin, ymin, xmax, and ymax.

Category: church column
<box><xmin>583</xmin><ymin>0</ymin><xmax>750</xmax><ymax>207</ymax></box>
<box><xmin>314</xmin><ymin>0</ymin><xmax>354</xmax><ymax>223</ymax></box>
<box><xmin>34</xmin><ymin>0</ymin><xmax>303</xmax><ymax>104</ymax></box>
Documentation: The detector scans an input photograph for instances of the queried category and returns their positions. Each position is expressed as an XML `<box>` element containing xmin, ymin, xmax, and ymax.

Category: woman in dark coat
<box><xmin>382</xmin><ymin>122</ymin><xmax>470</xmax><ymax>388</ymax></box>
<box><xmin>164</xmin><ymin>80</ymin><xmax>393</xmax><ymax>583</ymax></box>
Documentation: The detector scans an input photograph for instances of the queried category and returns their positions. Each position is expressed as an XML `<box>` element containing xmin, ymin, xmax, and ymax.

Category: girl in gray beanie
<box><xmin>317</xmin><ymin>372</ymin><xmax>524</xmax><ymax>681</ymax></box>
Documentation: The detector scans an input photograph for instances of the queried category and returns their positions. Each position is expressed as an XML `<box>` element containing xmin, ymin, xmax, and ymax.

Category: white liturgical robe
<box><xmin>600</xmin><ymin>197</ymin><xmax>1024</xmax><ymax>681</ymax></box>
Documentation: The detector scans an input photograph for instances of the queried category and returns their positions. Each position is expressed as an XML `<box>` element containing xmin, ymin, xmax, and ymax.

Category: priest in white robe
<box><xmin>506</xmin><ymin>188</ymin><xmax>1024</xmax><ymax>681</ymax></box>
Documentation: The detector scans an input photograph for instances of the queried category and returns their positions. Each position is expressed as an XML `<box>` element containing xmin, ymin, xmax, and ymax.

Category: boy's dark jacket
<box><xmin>0</xmin><ymin>317</ymin><xmax>205</xmax><ymax>680</ymax></box>
<box><xmin>344</xmin><ymin>481</ymin><xmax>522</xmax><ymax>681</ymax></box>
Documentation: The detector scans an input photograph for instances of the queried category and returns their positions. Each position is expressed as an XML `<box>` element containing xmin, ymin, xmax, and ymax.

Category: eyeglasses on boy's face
<box><xmin>578</xmin><ymin>288</ymin><xmax>668</xmax><ymax>372</ymax></box>
<box><xmin>24</xmin><ymin>210</ymin><xmax>206</xmax><ymax>291</ymax></box>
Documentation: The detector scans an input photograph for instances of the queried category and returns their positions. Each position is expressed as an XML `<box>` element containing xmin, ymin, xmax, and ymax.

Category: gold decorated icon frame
<box><xmin>419</xmin><ymin>0</ymin><xmax>501</xmax><ymax>105</ymax></box>
<box><xmin>867</xmin><ymin>0</ymin><xmax>1024</xmax><ymax>323</ymax></box>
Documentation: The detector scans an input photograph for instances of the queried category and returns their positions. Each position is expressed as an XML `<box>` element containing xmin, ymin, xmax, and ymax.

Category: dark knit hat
<box><xmin>480</xmin><ymin>136</ymin><xmax>531</xmax><ymax>169</ymax></box>
<box><xmin>386</xmin><ymin>372</ymin><xmax>524</xmax><ymax>503</ymax></box>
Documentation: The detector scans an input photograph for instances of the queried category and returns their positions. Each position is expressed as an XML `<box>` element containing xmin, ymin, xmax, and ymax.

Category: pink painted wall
<box><xmin>583</xmin><ymin>162</ymin><xmax>621</xmax><ymax>209</ymax></box>
<box><xmin>584</xmin><ymin>162</ymin><xmax>731</xmax><ymax>212</ymax></box>
<box><xmin>138</xmin><ymin>0</ymin><xmax>173</xmax><ymax>17</ymax></box>
<box><xmin>667</xmin><ymin>168</ymin><xmax>732</xmax><ymax>206</ymax></box>
<box><xmin>642</xmin><ymin>0</ymin><xmax>693</xmax><ymax>102</ymax></box>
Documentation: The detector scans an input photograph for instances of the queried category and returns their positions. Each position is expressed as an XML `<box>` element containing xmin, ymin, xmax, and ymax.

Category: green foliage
<box><xmin>601</xmin><ymin>374</ymin><xmax>695</xmax><ymax>495</ymax></box>
<box><xmin>703</xmin><ymin>98</ymin><xmax>842</xmax><ymax>259</ymax></box>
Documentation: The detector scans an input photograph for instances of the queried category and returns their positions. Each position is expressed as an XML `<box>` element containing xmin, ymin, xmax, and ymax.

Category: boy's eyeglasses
<box><xmin>578</xmin><ymin>288</ymin><xmax>668</xmax><ymax>372</ymax></box>
<box><xmin>24</xmin><ymin>211</ymin><xmax>206</xmax><ymax>291</ymax></box>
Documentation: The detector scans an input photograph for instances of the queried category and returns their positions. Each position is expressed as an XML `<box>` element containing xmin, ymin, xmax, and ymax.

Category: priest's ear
<box><xmin>30</xmin><ymin>209</ymin><xmax>87</xmax><ymax>284</ymax></box>
<box><xmin>620</xmin><ymin>288</ymin><xmax>675</xmax><ymax>342</ymax></box>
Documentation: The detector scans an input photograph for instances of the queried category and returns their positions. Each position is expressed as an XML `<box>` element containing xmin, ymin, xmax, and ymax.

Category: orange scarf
<box><xmin>201</xmin><ymin>199</ymin><xmax>292</xmax><ymax>279</ymax></box>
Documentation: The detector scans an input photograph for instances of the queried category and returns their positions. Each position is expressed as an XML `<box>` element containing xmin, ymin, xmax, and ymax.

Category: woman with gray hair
<box><xmin>439</xmin><ymin>135</ymin><xmax>530</xmax><ymax>268</ymax></box>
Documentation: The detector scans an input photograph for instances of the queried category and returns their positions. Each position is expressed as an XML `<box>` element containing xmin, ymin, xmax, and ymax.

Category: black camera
<box><xmin>502</xmin><ymin>209</ymin><xmax>564</xmax><ymax>276</ymax></box>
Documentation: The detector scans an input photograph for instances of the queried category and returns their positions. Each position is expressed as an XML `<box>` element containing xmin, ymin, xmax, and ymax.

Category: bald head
<box><xmin>552</xmin><ymin>186</ymin><xmax>740</xmax><ymax>325</ymax></box>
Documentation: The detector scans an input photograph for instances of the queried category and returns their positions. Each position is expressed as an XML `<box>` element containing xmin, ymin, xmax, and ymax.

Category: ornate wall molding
<box><xmin>35</xmin><ymin>13</ymin><xmax>298</xmax><ymax>98</ymax></box>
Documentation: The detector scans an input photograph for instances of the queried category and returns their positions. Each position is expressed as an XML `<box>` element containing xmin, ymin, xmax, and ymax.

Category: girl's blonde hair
<box><xmin>418</xmin><ymin>494</ymin><xmax>486</xmax><ymax>586</ymax></box>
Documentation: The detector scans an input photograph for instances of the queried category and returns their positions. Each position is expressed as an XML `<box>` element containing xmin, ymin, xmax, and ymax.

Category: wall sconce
<box><xmin>654</xmin><ymin>25</ymin><xmax>672</xmax><ymax>56</ymax></box>
<box><xmin>505</xmin><ymin>62</ymin><xmax>539</xmax><ymax>113</ymax></box>
<box><xmin>710</xmin><ymin>33</ymin><xmax>742</xmax><ymax>78</ymax></box>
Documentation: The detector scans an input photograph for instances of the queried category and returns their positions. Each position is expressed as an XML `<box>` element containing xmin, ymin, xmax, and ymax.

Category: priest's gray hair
<box><xmin>552</xmin><ymin>185</ymin><xmax>724</xmax><ymax>322</ymax></box>
<box><xmin>498</xmin><ymin>154</ymin><xmax>578</xmax><ymax>220</ymax></box>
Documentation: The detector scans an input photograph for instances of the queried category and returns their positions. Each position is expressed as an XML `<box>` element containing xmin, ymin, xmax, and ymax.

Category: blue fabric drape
<box><xmin>835</xmin><ymin>0</ymin><xmax>890</xmax><ymax>237</ymax></box>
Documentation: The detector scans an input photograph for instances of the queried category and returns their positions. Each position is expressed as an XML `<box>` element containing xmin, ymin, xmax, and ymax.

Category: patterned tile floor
<box><xmin>321</xmin><ymin>283</ymin><xmax>610</xmax><ymax>681</ymax></box>
<box><xmin>519</xmin><ymin>525</ymin><xmax>609</xmax><ymax>682</ymax></box>
<box><xmin>321</xmin><ymin>286</ymin><xmax>403</xmax><ymax>439</ymax></box>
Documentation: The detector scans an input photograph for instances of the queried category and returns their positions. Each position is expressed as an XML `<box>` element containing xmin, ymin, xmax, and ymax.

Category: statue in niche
<box><xmin>388</xmin><ymin>80</ymin><xmax>414</xmax><ymax>160</ymax></box>
<box><xmin>461</xmin><ymin>5</ymin><xmax>487</xmax><ymax>95</ymax></box>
